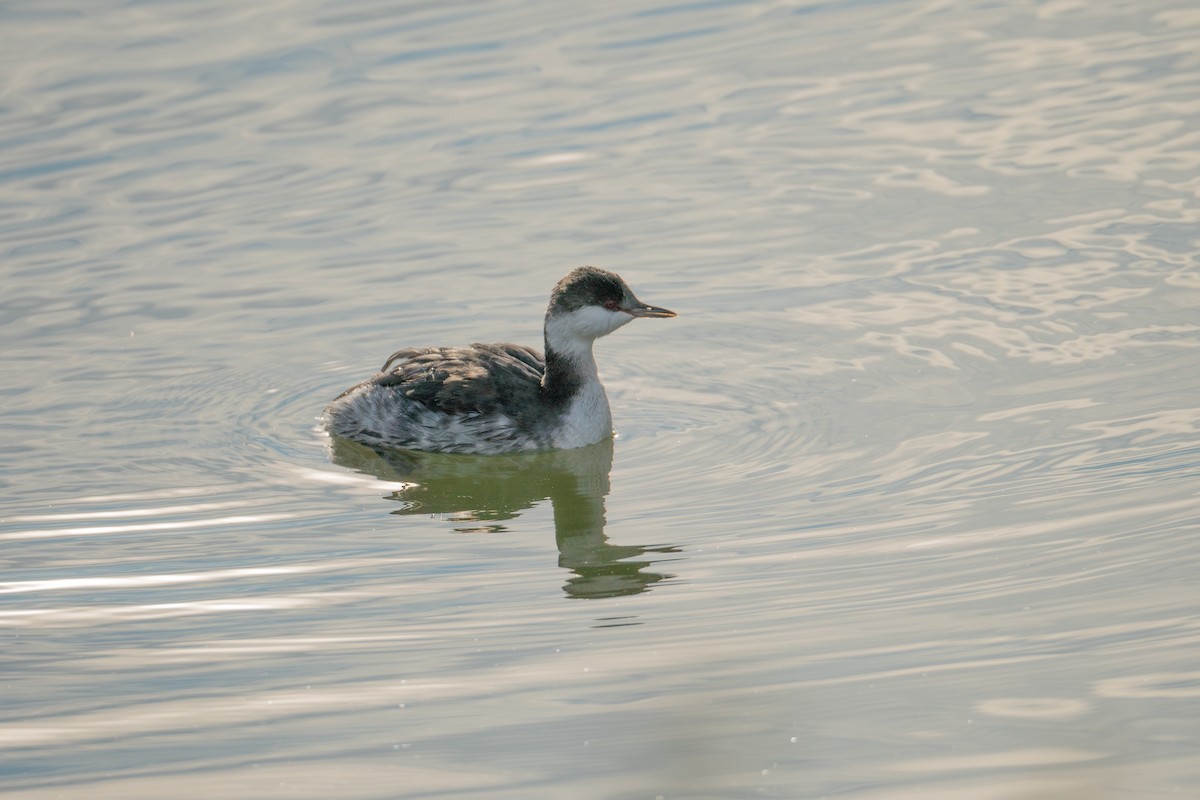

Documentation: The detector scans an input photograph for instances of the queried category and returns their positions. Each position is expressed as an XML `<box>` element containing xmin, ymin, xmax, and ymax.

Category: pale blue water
<box><xmin>2</xmin><ymin>1</ymin><xmax>1199</xmax><ymax>798</ymax></box>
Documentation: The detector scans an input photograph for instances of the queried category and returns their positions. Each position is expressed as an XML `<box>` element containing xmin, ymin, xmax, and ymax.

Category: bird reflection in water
<box><xmin>326</xmin><ymin>436</ymin><xmax>678</xmax><ymax>598</ymax></box>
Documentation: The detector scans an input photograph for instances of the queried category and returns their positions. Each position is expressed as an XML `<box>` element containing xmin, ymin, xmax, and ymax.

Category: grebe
<box><xmin>322</xmin><ymin>267</ymin><xmax>676</xmax><ymax>453</ymax></box>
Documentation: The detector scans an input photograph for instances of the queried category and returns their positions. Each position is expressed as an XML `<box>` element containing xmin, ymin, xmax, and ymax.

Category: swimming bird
<box><xmin>322</xmin><ymin>267</ymin><xmax>676</xmax><ymax>453</ymax></box>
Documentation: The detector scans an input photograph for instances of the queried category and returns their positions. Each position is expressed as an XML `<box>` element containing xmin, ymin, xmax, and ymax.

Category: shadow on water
<box><xmin>326</xmin><ymin>435</ymin><xmax>679</xmax><ymax>599</ymax></box>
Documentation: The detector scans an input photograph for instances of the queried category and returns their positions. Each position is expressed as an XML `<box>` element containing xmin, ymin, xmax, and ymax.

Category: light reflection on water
<box><xmin>2</xmin><ymin>0</ymin><xmax>1199</xmax><ymax>797</ymax></box>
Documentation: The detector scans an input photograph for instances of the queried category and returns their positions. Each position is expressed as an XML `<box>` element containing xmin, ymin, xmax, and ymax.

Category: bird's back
<box><xmin>324</xmin><ymin>343</ymin><xmax>553</xmax><ymax>453</ymax></box>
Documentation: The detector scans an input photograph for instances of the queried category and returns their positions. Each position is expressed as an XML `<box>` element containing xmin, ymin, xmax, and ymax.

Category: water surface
<box><xmin>2</xmin><ymin>0</ymin><xmax>1199</xmax><ymax>797</ymax></box>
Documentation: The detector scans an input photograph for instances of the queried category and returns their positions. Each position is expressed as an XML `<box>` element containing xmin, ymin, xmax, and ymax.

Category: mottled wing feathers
<box><xmin>494</xmin><ymin>343</ymin><xmax>543</xmax><ymax>373</ymax></box>
<box><xmin>370</xmin><ymin>343</ymin><xmax>545</xmax><ymax>416</ymax></box>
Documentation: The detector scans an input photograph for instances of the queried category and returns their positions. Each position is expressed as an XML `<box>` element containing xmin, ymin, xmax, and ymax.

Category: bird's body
<box><xmin>322</xmin><ymin>267</ymin><xmax>675</xmax><ymax>454</ymax></box>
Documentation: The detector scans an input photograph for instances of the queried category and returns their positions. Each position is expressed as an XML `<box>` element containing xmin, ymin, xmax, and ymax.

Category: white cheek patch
<box><xmin>567</xmin><ymin>305</ymin><xmax>633</xmax><ymax>339</ymax></box>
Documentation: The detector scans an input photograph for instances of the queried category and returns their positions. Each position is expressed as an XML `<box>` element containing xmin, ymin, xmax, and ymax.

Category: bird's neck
<box><xmin>542</xmin><ymin>314</ymin><xmax>619</xmax><ymax>450</ymax></box>
<box><xmin>541</xmin><ymin>316</ymin><xmax>603</xmax><ymax>407</ymax></box>
<box><xmin>541</xmin><ymin>326</ymin><xmax>613</xmax><ymax>448</ymax></box>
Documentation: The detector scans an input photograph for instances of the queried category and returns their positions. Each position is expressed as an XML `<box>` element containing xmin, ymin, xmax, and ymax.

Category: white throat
<box><xmin>544</xmin><ymin>307</ymin><xmax>629</xmax><ymax>448</ymax></box>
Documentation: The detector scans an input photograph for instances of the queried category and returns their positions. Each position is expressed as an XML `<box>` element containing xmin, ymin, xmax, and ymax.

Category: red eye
<box><xmin>603</xmin><ymin>299</ymin><xmax>620</xmax><ymax>311</ymax></box>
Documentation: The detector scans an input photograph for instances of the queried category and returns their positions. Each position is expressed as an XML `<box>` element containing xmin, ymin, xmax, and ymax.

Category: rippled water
<box><xmin>3</xmin><ymin>0</ymin><xmax>1199</xmax><ymax>797</ymax></box>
